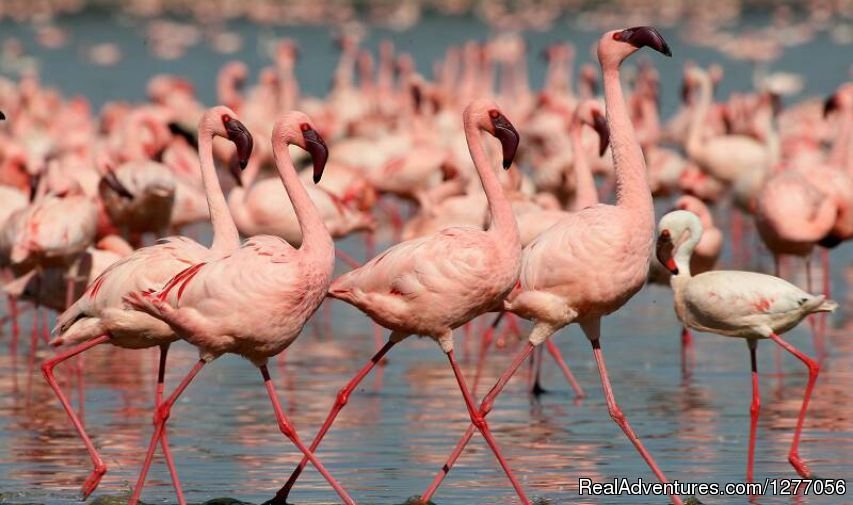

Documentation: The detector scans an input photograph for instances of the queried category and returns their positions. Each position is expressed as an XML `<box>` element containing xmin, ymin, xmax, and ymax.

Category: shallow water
<box><xmin>1</xmin><ymin>8</ymin><xmax>852</xmax><ymax>505</ymax></box>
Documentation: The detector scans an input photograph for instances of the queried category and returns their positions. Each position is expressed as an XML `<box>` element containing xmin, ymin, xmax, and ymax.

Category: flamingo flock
<box><xmin>0</xmin><ymin>16</ymin><xmax>849</xmax><ymax>505</ymax></box>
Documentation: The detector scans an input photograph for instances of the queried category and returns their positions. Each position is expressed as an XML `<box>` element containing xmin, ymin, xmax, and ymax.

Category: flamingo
<box><xmin>656</xmin><ymin>209</ymin><xmax>835</xmax><ymax>481</ymax></box>
<box><xmin>40</xmin><ymin>105</ymin><xmax>253</xmax><ymax>501</ymax></box>
<box><xmin>123</xmin><ymin>112</ymin><xmax>354</xmax><ymax>505</ymax></box>
<box><xmin>271</xmin><ymin>99</ymin><xmax>527</xmax><ymax>505</ymax></box>
<box><xmin>649</xmin><ymin>195</ymin><xmax>722</xmax><ymax>376</ymax></box>
<box><xmin>422</xmin><ymin>27</ymin><xmax>682</xmax><ymax>505</ymax></box>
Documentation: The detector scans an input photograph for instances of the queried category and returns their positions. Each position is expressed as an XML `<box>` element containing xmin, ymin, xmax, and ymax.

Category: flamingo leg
<box><xmin>531</xmin><ymin>344</ymin><xmax>547</xmax><ymax>395</ymax></box>
<box><xmin>746</xmin><ymin>339</ymin><xmax>760</xmax><ymax>483</ymax></box>
<box><xmin>472</xmin><ymin>312</ymin><xmax>504</xmax><ymax>394</ymax></box>
<box><xmin>336</xmin><ymin>250</ymin><xmax>362</xmax><ymax>269</ymax></box>
<box><xmin>545</xmin><ymin>339</ymin><xmax>585</xmax><ymax>398</ymax></box>
<box><xmin>421</xmin><ymin>342</ymin><xmax>534</xmax><ymax>503</ymax></box>
<box><xmin>767</xmin><ymin>332</ymin><xmax>819</xmax><ymax>479</ymax></box>
<box><xmin>41</xmin><ymin>334</ymin><xmax>110</xmax><ymax>498</ymax></box>
<box><xmin>804</xmin><ymin>255</ymin><xmax>824</xmax><ymax>360</ymax></box>
<box><xmin>680</xmin><ymin>326</ymin><xmax>694</xmax><ymax>380</ymax></box>
<box><xmin>446</xmin><ymin>349</ymin><xmax>530</xmax><ymax>504</ymax></box>
<box><xmin>259</xmin><ymin>365</ymin><xmax>356</xmax><ymax>505</ymax></box>
<box><xmin>154</xmin><ymin>344</ymin><xmax>186</xmax><ymax>505</ymax></box>
<box><xmin>590</xmin><ymin>338</ymin><xmax>682</xmax><ymax>505</ymax></box>
<box><xmin>128</xmin><ymin>359</ymin><xmax>206</xmax><ymax>505</ymax></box>
<box><xmin>7</xmin><ymin>295</ymin><xmax>20</xmax><ymax>354</ymax></box>
<box><xmin>272</xmin><ymin>340</ymin><xmax>396</xmax><ymax>504</ymax></box>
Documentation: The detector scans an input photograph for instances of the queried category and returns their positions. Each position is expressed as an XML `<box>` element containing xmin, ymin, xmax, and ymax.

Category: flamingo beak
<box><xmin>823</xmin><ymin>94</ymin><xmax>839</xmax><ymax>117</ymax></box>
<box><xmin>616</xmin><ymin>26</ymin><xmax>672</xmax><ymax>57</ymax></box>
<box><xmin>102</xmin><ymin>171</ymin><xmax>134</xmax><ymax>200</ymax></box>
<box><xmin>490</xmin><ymin>110</ymin><xmax>520</xmax><ymax>169</ymax></box>
<box><xmin>302</xmin><ymin>126</ymin><xmax>329</xmax><ymax>183</ymax></box>
<box><xmin>224</xmin><ymin>118</ymin><xmax>254</xmax><ymax>169</ymax></box>
<box><xmin>0</xmin><ymin>110</ymin><xmax>5</xmax><ymax>120</ymax></box>
<box><xmin>656</xmin><ymin>230</ymin><xmax>678</xmax><ymax>275</ymax></box>
<box><xmin>680</xmin><ymin>80</ymin><xmax>690</xmax><ymax>104</ymax></box>
<box><xmin>591</xmin><ymin>110</ymin><xmax>610</xmax><ymax>156</ymax></box>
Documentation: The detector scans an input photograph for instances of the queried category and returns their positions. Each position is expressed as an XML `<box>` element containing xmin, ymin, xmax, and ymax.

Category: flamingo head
<box><xmin>275</xmin><ymin>111</ymin><xmax>329</xmax><ymax>184</ymax></box>
<box><xmin>465</xmin><ymin>99</ymin><xmax>520</xmax><ymax>169</ymax></box>
<box><xmin>656</xmin><ymin>210</ymin><xmax>704</xmax><ymax>276</ymax></box>
<box><xmin>599</xmin><ymin>27</ymin><xmax>671</xmax><ymax>68</ymax></box>
<box><xmin>205</xmin><ymin>105</ymin><xmax>254</xmax><ymax>170</ymax></box>
<box><xmin>823</xmin><ymin>84</ymin><xmax>851</xmax><ymax>118</ymax></box>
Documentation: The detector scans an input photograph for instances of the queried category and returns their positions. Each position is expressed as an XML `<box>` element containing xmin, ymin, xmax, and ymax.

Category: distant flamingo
<box><xmin>123</xmin><ymin>112</ymin><xmax>354</xmax><ymax>505</ymax></box>
<box><xmin>271</xmin><ymin>99</ymin><xmax>527</xmax><ymax>505</ymax></box>
<box><xmin>41</xmin><ymin>106</ymin><xmax>252</xmax><ymax>501</ymax></box>
<box><xmin>422</xmin><ymin>27</ymin><xmax>682</xmax><ymax>505</ymax></box>
<box><xmin>656</xmin><ymin>209</ymin><xmax>835</xmax><ymax>481</ymax></box>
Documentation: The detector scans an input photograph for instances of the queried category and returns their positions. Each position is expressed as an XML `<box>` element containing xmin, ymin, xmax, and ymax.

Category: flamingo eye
<box><xmin>222</xmin><ymin>114</ymin><xmax>232</xmax><ymax>123</ymax></box>
<box><xmin>613</xmin><ymin>32</ymin><xmax>622</xmax><ymax>41</ymax></box>
<box><xmin>300</xmin><ymin>123</ymin><xmax>311</xmax><ymax>132</ymax></box>
<box><xmin>488</xmin><ymin>109</ymin><xmax>500</xmax><ymax>119</ymax></box>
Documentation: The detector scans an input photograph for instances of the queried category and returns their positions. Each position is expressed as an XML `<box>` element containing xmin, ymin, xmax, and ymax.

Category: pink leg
<box><xmin>591</xmin><ymin>338</ymin><xmax>682</xmax><ymax>505</ymax></box>
<box><xmin>41</xmin><ymin>334</ymin><xmax>110</xmax><ymax>498</ymax></box>
<box><xmin>76</xmin><ymin>354</ymin><xmax>85</xmax><ymax>425</ymax></box>
<box><xmin>260</xmin><ymin>365</ymin><xmax>356</xmax><ymax>505</ymax></box>
<box><xmin>154</xmin><ymin>345</ymin><xmax>186</xmax><ymax>505</ymax></box>
<box><xmin>422</xmin><ymin>342</ymin><xmax>535</xmax><ymax>503</ymax></box>
<box><xmin>128</xmin><ymin>359</ymin><xmax>207</xmax><ymax>505</ymax></box>
<box><xmin>472</xmin><ymin>312</ymin><xmax>504</xmax><ymax>394</ymax></box>
<box><xmin>746</xmin><ymin>340</ymin><xmax>760</xmax><ymax>483</ymax></box>
<box><xmin>767</xmin><ymin>332</ymin><xmax>819</xmax><ymax>478</ymax></box>
<box><xmin>731</xmin><ymin>208</ymin><xmax>743</xmax><ymax>266</ymax></box>
<box><xmin>446</xmin><ymin>349</ymin><xmax>530</xmax><ymax>504</ymax></box>
<box><xmin>272</xmin><ymin>341</ymin><xmax>396</xmax><ymax>504</ymax></box>
<box><xmin>545</xmin><ymin>339</ymin><xmax>585</xmax><ymax>399</ymax></box>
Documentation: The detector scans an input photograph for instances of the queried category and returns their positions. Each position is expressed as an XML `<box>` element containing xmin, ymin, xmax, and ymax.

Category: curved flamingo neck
<box><xmin>198</xmin><ymin>126</ymin><xmax>240</xmax><ymax>253</ymax></box>
<box><xmin>601</xmin><ymin>63</ymin><xmax>653</xmax><ymax>215</ymax></box>
<box><xmin>569</xmin><ymin>122</ymin><xmax>598</xmax><ymax>211</ymax></box>
<box><xmin>463</xmin><ymin>120</ymin><xmax>518</xmax><ymax>247</ymax></box>
<box><xmin>272</xmin><ymin>138</ymin><xmax>332</xmax><ymax>256</ymax></box>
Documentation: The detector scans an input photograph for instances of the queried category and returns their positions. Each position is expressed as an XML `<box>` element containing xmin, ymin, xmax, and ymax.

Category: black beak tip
<box><xmin>502</xmin><ymin>159</ymin><xmax>512</xmax><ymax>170</ymax></box>
<box><xmin>671</xmin><ymin>266</ymin><xmax>679</xmax><ymax>275</ymax></box>
<box><xmin>239</xmin><ymin>159</ymin><xmax>249</xmax><ymax>170</ymax></box>
<box><xmin>0</xmin><ymin>111</ymin><xmax>5</xmax><ymax>120</ymax></box>
<box><xmin>313</xmin><ymin>173</ymin><xmax>322</xmax><ymax>184</ymax></box>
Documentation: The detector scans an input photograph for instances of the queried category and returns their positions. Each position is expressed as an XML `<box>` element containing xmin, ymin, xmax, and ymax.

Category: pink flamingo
<box><xmin>123</xmin><ymin>112</ymin><xmax>354</xmax><ymax>505</ymax></box>
<box><xmin>422</xmin><ymin>27</ymin><xmax>683</xmax><ymax>505</ymax></box>
<box><xmin>41</xmin><ymin>106</ymin><xmax>252</xmax><ymax>501</ymax></box>
<box><xmin>271</xmin><ymin>99</ymin><xmax>527</xmax><ymax>505</ymax></box>
<box><xmin>657</xmin><ymin>209</ymin><xmax>835</xmax><ymax>481</ymax></box>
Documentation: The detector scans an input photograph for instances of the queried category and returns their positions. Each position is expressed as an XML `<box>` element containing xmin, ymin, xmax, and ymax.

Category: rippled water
<box><xmin>1</xmin><ymin>8</ymin><xmax>852</xmax><ymax>505</ymax></box>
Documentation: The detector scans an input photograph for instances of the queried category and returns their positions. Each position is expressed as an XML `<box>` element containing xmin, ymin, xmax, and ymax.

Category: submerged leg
<box><xmin>545</xmin><ymin>339</ymin><xmax>585</xmax><ymax>399</ymax></box>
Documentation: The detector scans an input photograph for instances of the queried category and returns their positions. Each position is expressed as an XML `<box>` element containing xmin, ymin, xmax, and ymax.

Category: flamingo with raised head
<box><xmin>123</xmin><ymin>112</ymin><xmax>354</xmax><ymax>505</ymax></box>
<box><xmin>656</xmin><ymin>209</ymin><xmax>835</xmax><ymax>481</ymax></box>
<box><xmin>271</xmin><ymin>99</ymin><xmax>528</xmax><ymax>505</ymax></box>
<box><xmin>40</xmin><ymin>105</ymin><xmax>253</xmax><ymax>501</ymax></box>
<box><xmin>422</xmin><ymin>27</ymin><xmax>683</xmax><ymax>505</ymax></box>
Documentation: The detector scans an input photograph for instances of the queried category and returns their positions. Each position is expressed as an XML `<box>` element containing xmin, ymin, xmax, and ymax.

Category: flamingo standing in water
<box><xmin>41</xmin><ymin>106</ymin><xmax>253</xmax><ymax>501</ymax></box>
<box><xmin>656</xmin><ymin>209</ymin><xmax>835</xmax><ymax>481</ymax></box>
<box><xmin>422</xmin><ymin>27</ymin><xmax>682</xmax><ymax>505</ymax></box>
<box><xmin>271</xmin><ymin>99</ymin><xmax>527</xmax><ymax>505</ymax></box>
<box><xmin>123</xmin><ymin>112</ymin><xmax>354</xmax><ymax>505</ymax></box>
